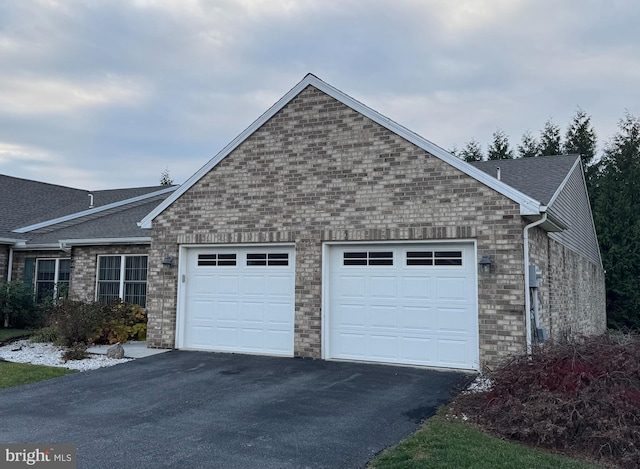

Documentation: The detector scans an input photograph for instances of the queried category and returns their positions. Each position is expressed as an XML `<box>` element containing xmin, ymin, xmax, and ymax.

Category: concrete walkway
<box><xmin>86</xmin><ymin>341</ymin><xmax>170</xmax><ymax>359</ymax></box>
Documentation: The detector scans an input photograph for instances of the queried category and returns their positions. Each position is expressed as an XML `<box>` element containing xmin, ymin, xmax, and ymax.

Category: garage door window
<box><xmin>247</xmin><ymin>253</ymin><xmax>289</xmax><ymax>266</ymax></box>
<box><xmin>198</xmin><ymin>253</ymin><xmax>237</xmax><ymax>266</ymax></box>
<box><xmin>343</xmin><ymin>251</ymin><xmax>393</xmax><ymax>266</ymax></box>
<box><xmin>406</xmin><ymin>250</ymin><xmax>462</xmax><ymax>266</ymax></box>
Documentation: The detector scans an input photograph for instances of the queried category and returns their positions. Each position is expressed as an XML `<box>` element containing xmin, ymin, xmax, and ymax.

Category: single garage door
<box><xmin>327</xmin><ymin>243</ymin><xmax>478</xmax><ymax>370</ymax></box>
<box><xmin>179</xmin><ymin>245</ymin><xmax>295</xmax><ymax>356</ymax></box>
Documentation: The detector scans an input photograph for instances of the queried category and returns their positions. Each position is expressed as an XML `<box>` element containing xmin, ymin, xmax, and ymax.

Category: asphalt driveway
<box><xmin>0</xmin><ymin>351</ymin><xmax>470</xmax><ymax>468</ymax></box>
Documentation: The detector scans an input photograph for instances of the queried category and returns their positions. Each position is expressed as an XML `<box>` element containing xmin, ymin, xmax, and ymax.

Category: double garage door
<box><xmin>178</xmin><ymin>243</ymin><xmax>478</xmax><ymax>369</ymax></box>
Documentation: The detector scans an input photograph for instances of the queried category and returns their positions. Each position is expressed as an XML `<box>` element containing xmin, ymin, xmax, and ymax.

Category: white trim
<box><xmin>34</xmin><ymin>257</ymin><xmax>71</xmax><ymax>300</ymax></box>
<box><xmin>321</xmin><ymin>239</ymin><xmax>479</xmax><ymax>370</ymax></box>
<box><xmin>140</xmin><ymin>74</ymin><xmax>543</xmax><ymax>228</ymax></box>
<box><xmin>12</xmin><ymin>244</ymin><xmax>61</xmax><ymax>250</ymax></box>
<box><xmin>14</xmin><ymin>186</ymin><xmax>176</xmax><ymax>234</ymax></box>
<box><xmin>0</xmin><ymin>237</ymin><xmax>26</xmax><ymax>245</ymax></box>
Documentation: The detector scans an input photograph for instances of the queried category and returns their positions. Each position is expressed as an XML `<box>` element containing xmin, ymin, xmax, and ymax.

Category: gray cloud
<box><xmin>0</xmin><ymin>0</ymin><xmax>638</xmax><ymax>188</ymax></box>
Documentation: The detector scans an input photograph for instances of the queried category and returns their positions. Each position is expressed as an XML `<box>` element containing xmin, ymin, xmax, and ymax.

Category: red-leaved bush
<box><xmin>450</xmin><ymin>333</ymin><xmax>640</xmax><ymax>468</ymax></box>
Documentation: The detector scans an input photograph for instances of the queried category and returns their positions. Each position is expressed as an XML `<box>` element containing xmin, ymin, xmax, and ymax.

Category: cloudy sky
<box><xmin>1</xmin><ymin>0</ymin><xmax>638</xmax><ymax>189</ymax></box>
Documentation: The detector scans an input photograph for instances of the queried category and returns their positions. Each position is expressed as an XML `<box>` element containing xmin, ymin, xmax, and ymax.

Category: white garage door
<box><xmin>179</xmin><ymin>246</ymin><xmax>295</xmax><ymax>356</ymax></box>
<box><xmin>327</xmin><ymin>243</ymin><xmax>478</xmax><ymax>370</ymax></box>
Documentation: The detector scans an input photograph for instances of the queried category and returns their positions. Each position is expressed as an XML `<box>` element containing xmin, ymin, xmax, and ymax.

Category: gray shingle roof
<box><xmin>0</xmin><ymin>173</ymin><xmax>172</xmax><ymax>241</ymax></box>
<box><xmin>469</xmin><ymin>155</ymin><xmax>579</xmax><ymax>205</ymax></box>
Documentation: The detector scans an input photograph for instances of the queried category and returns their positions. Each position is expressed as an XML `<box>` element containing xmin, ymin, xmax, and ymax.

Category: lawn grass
<box><xmin>0</xmin><ymin>362</ymin><xmax>76</xmax><ymax>389</ymax></box>
<box><xmin>0</xmin><ymin>328</ymin><xmax>32</xmax><ymax>343</ymax></box>
<box><xmin>368</xmin><ymin>415</ymin><xmax>604</xmax><ymax>469</ymax></box>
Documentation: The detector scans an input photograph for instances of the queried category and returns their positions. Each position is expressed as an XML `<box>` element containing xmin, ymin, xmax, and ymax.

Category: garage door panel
<box><xmin>437</xmin><ymin>307</ymin><xmax>471</xmax><ymax>334</ymax></box>
<box><xmin>370</xmin><ymin>305</ymin><xmax>398</xmax><ymax>328</ymax></box>
<box><xmin>400</xmin><ymin>276</ymin><xmax>433</xmax><ymax>300</ymax></box>
<box><xmin>243</xmin><ymin>275</ymin><xmax>266</xmax><ymax>295</ymax></box>
<box><xmin>217</xmin><ymin>275</ymin><xmax>240</xmax><ymax>294</ymax></box>
<box><xmin>437</xmin><ymin>339</ymin><xmax>469</xmax><ymax>367</ymax></box>
<box><xmin>401</xmin><ymin>336</ymin><xmax>433</xmax><ymax>362</ymax></box>
<box><xmin>401</xmin><ymin>306</ymin><xmax>432</xmax><ymax>331</ymax></box>
<box><xmin>267</xmin><ymin>275</ymin><xmax>293</xmax><ymax>296</ymax></box>
<box><xmin>435</xmin><ymin>277</ymin><xmax>469</xmax><ymax>302</ymax></box>
<box><xmin>182</xmin><ymin>246</ymin><xmax>294</xmax><ymax>356</ymax></box>
<box><xmin>328</xmin><ymin>243</ymin><xmax>478</xmax><ymax>370</ymax></box>
<box><xmin>369</xmin><ymin>276</ymin><xmax>397</xmax><ymax>299</ymax></box>
<box><xmin>336</xmin><ymin>276</ymin><xmax>366</xmax><ymax>298</ymax></box>
<box><xmin>266</xmin><ymin>302</ymin><xmax>294</xmax><ymax>324</ymax></box>
<box><xmin>369</xmin><ymin>335</ymin><xmax>398</xmax><ymax>359</ymax></box>
<box><xmin>192</xmin><ymin>274</ymin><xmax>215</xmax><ymax>294</ymax></box>
<box><xmin>334</xmin><ymin>304</ymin><xmax>366</xmax><ymax>327</ymax></box>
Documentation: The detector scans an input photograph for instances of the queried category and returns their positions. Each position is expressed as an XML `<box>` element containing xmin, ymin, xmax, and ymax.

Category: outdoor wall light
<box><xmin>479</xmin><ymin>254</ymin><xmax>493</xmax><ymax>275</ymax></box>
<box><xmin>162</xmin><ymin>255</ymin><xmax>174</xmax><ymax>269</ymax></box>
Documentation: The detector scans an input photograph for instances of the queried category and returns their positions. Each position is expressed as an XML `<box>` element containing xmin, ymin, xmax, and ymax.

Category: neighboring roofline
<box><xmin>13</xmin><ymin>186</ymin><xmax>177</xmax><ymax>234</ymax></box>
<box><xmin>59</xmin><ymin>237</ymin><xmax>152</xmax><ymax>247</ymax></box>
<box><xmin>139</xmin><ymin>74</ymin><xmax>543</xmax><ymax>228</ymax></box>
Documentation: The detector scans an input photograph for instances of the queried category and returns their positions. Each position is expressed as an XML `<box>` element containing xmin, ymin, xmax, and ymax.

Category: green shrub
<box><xmin>30</xmin><ymin>326</ymin><xmax>59</xmax><ymax>343</ymax></box>
<box><xmin>0</xmin><ymin>282</ymin><xmax>46</xmax><ymax>329</ymax></box>
<box><xmin>93</xmin><ymin>302</ymin><xmax>148</xmax><ymax>344</ymax></box>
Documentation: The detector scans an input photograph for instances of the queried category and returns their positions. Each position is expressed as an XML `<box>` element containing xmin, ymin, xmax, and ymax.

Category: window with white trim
<box><xmin>97</xmin><ymin>255</ymin><xmax>148</xmax><ymax>307</ymax></box>
<box><xmin>35</xmin><ymin>258</ymin><xmax>71</xmax><ymax>301</ymax></box>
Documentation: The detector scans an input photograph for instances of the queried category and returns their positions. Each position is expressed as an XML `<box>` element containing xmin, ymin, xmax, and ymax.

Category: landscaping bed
<box><xmin>450</xmin><ymin>333</ymin><xmax>639</xmax><ymax>468</ymax></box>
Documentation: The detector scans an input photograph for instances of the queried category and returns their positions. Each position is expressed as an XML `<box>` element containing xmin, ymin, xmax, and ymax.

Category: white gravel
<box><xmin>465</xmin><ymin>375</ymin><xmax>493</xmax><ymax>393</ymax></box>
<box><xmin>0</xmin><ymin>340</ymin><xmax>132</xmax><ymax>371</ymax></box>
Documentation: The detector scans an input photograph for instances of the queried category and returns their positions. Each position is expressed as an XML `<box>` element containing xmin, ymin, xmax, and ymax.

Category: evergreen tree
<box><xmin>593</xmin><ymin>112</ymin><xmax>640</xmax><ymax>329</ymax></box>
<box><xmin>160</xmin><ymin>168</ymin><xmax>173</xmax><ymax>186</ymax></box>
<box><xmin>518</xmin><ymin>130</ymin><xmax>539</xmax><ymax>158</ymax></box>
<box><xmin>487</xmin><ymin>128</ymin><xmax>514</xmax><ymax>160</ymax></box>
<box><xmin>449</xmin><ymin>145</ymin><xmax>459</xmax><ymax>158</ymax></box>
<box><xmin>539</xmin><ymin>119</ymin><xmax>562</xmax><ymax>156</ymax></box>
<box><xmin>563</xmin><ymin>108</ymin><xmax>597</xmax><ymax>166</ymax></box>
<box><xmin>459</xmin><ymin>139</ymin><xmax>484</xmax><ymax>162</ymax></box>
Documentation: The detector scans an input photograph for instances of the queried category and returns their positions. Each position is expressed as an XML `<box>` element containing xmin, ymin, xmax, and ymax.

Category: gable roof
<box><xmin>140</xmin><ymin>74</ymin><xmax>546</xmax><ymax>229</ymax></box>
<box><xmin>470</xmin><ymin>155</ymin><xmax>579</xmax><ymax>205</ymax></box>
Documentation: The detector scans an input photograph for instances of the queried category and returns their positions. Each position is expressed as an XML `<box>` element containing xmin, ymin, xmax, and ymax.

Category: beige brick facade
<box><xmin>147</xmin><ymin>85</ymin><xmax>531</xmax><ymax>368</ymax></box>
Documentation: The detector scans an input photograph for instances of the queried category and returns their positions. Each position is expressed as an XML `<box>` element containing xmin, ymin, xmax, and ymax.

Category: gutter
<box><xmin>59</xmin><ymin>237</ymin><xmax>152</xmax><ymax>246</ymax></box>
<box><xmin>523</xmin><ymin>212</ymin><xmax>548</xmax><ymax>353</ymax></box>
<box><xmin>7</xmin><ymin>247</ymin><xmax>13</xmax><ymax>282</ymax></box>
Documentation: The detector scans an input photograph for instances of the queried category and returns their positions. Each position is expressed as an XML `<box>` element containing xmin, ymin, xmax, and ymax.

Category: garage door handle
<box><xmin>182</xmin><ymin>274</ymin><xmax>186</xmax><ymax>283</ymax></box>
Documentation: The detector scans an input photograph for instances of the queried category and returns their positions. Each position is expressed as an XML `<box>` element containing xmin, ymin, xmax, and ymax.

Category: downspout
<box><xmin>523</xmin><ymin>212</ymin><xmax>547</xmax><ymax>353</ymax></box>
<box><xmin>7</xmin><ymin>246</ymin><xmax>13</xmax><ymax>282</ymax></box>
<box><xmin>59</xmin><ymin>241</ymin><xmax>72</xmax><ymax>254</ymax></box>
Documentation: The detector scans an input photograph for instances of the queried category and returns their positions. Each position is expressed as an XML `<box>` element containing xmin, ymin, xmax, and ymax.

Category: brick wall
<box><xmin>69</xmin><ymin>245</ymin><xmax>150</xmax><ymax>301</ymax></box>
<box><xmin>529</xmin><ymin>225</ymin><xmax>606</xmax><ymax>342</ymax></box>
<box><xmin>148</xmin><ymin>85</ymin><xmax>528</xmax><ymax>368</ymax></box>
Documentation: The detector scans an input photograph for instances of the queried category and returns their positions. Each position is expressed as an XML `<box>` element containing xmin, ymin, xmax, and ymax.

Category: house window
<box><xmin>35</xmin><ymin>259</ymin><xmax>71</xmax><ymax>301</ymax></box>
<box><xmin>97</xmin><ymin>255</ymin><xmax>148</xmax><ymax>307</ymax></box>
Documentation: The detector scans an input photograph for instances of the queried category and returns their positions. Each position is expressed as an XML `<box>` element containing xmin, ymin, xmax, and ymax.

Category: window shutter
<box><xmin>23</xmin><ymin>258</ymin><xmax>35</xmax><ymax>289</ymax></box>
